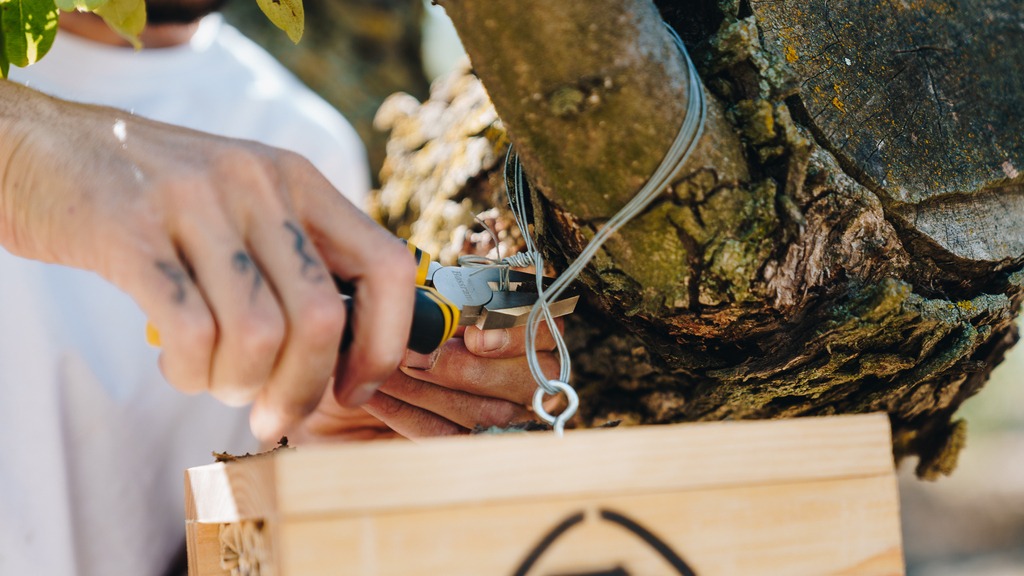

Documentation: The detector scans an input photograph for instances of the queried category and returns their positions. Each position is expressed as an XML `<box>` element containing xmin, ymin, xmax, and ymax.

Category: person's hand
<box><xmin>291</xmin><ymin>321</ymin><xmax>565</xmax><ymax>441</ymax></box>
<box><xmin>0</xmin><ymin>81</ymin><xmax>416</xmax><ymax>440</ymax></box>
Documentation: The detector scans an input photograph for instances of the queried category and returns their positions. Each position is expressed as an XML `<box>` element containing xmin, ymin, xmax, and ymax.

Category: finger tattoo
<box><xmin>156</xmin><ymin>260</ymin><xmax>188</xmax><ymax>304</ymax></box>
<box><xmin>284</xmin><ymin>221</ymin><xmax>326</xmax><ymax>282</ymax></box>
<box><xmin>231</xmin><ymin>250</ymin><xmax>263</xmax><ymax>299</ymax></box>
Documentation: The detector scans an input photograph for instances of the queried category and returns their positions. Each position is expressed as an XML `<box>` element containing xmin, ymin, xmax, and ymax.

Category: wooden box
<box><xmin>185</xmin><ymin>413</ymin><xmax>904</xmax><ymax>575</ymax></box>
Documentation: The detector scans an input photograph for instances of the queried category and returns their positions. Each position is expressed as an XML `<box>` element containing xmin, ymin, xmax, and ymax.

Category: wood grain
<box><xmin>278</xmin><ymin>476</ymin><xmax>903</xmax><ymax>575</ymax></box>
<box><xmin>273</xmin><ymin>413</ymin><xmax>893</xmax><ymax>517</ymax></box>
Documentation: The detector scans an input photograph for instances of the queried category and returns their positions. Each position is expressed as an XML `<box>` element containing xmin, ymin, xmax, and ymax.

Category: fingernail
<box><xmin>342</xmin><ymin>381</ymin><xmax>380</xmax><ymax>407</ymax></box>
<box><xmin>480</xmin><ymin>329</ymin><xmax>509</xmax><ymax>352</ymax></box>
<box><xmin>402</xmin><ymin>349</ymin><xmax>439</xmax><ymax>370</ymax></box>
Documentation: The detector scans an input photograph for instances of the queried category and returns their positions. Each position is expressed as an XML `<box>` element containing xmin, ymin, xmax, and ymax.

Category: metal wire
<box><xmin>502</xmin><ymin>23</ymin><xmax>707</xmax><ymax>436</ymax></box>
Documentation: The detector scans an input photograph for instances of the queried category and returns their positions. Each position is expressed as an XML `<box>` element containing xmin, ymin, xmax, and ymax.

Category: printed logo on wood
<box><xmin>514</xmin><ymin>508</ymin><xmax>698</xmax><ymax>576</ymax></box>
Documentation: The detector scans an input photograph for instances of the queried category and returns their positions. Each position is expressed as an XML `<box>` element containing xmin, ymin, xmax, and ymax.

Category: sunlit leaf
<box><xmin>255</xmin><ymin>0</ymin><xmax>303</xmax><ymax>44</ymax></box>
<box><xmin>0</xmin><ymin>0</ymin><xmax>58</xmax><ymax>68</ymax></box>
<box><xmin>93</xmin><ymin>0</ymin><xmax>144</xmax><ymax>49</ymax></box>
<box><xmin>0</xmin><ymin>26</ymin><xmax>9</xmax><ymax>78</ymax></box>
<box><xmin>53</xmin><ymin>0</ymin><xmax>106</xmax><ymax>12</ymax></box>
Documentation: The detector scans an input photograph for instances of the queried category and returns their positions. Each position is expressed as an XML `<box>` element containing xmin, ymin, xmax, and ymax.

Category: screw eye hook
<box><xmin>532</xmin><ymin>380</ymin><xmax>579</xmax><ymax>438</ymax></box>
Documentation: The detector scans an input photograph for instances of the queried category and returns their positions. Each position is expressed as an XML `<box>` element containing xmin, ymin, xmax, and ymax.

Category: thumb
<box><xmin>464</xmin><ymin>320</ymin><xmax>562</xmax><ymax>358</ymax></box>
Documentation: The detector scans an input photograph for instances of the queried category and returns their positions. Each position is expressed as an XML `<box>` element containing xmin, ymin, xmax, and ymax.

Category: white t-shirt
<box><xmin>1</xmin><ymin>15</ymin><xmax>369</xmax><ymax>576</ymax></box>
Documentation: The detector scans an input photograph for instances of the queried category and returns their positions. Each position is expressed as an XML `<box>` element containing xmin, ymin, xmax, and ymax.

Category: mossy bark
<box><xmin>389</xmin><ymin>0</ymin><xmax>1024</xmax><ymax>478</ymax></box>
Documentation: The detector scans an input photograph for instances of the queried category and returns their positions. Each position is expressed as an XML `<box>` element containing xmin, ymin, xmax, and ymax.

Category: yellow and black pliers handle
<box><xmin>148</xmin><ymin>243</ymin><xmax>461</xmax><ymax>356</ymax></box>
<box><xmin>337</xmin><ymin>242</ymin><xmax>460</xmax><ymax>355</ymax></box>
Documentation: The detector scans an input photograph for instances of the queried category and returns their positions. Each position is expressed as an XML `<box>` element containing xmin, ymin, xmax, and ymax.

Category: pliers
<box><xmin>339</xmin><ymin>243</ymin><xmax>578</xmax><ymax>354</ymax></box>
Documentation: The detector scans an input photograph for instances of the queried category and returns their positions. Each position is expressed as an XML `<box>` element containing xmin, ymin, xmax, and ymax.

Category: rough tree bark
<box><xmin>375</xmin><ymin>0</ymin><xmax>1023</xmax><ymax>479</ymax></box>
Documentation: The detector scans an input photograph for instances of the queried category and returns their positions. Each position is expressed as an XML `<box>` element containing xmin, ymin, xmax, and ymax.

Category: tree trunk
<box><xmin>378</xmin><ymin>0</ymin><xmax>1023</xmax><ymax>478</ymax></box>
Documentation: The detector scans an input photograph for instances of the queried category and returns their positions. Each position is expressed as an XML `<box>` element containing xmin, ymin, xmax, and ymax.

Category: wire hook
<box><xmin>532</xmin><ymin>380</ymin><xmax>579</xmax><ymax>438</ymax></box>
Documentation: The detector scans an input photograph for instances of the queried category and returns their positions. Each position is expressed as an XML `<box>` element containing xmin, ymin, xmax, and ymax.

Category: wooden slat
<box><xmin>277</xmin><ymin>474</ymin><xmax>904</xmax><ymax>576</ymax></box>
<box><xmin>275</xmin><ymin>414</ymin><xmax>893</xmax><ymax>517</ymax></box>
<box><xmin>185</xmin><ymin>522</ymin><xmax>230</xmax><ymax>576</ymax></box>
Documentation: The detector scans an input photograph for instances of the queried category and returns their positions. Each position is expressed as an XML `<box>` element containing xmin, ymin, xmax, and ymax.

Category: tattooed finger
<box><xmin>155</xmin><ymin>260</ymin><xmax>189</xmax><ymax>304</ymax></box>
<box><xmin>231</xmin><ymin>249</ymin><xmax>263</xmax><ymax>300</ymax></box>
<box><xmin>284</xmin><ymin>221</ymin><xmax>326</xmax><ymax>282</ymax></box>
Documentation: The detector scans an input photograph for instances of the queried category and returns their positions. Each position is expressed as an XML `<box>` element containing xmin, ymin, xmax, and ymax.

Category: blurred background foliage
<box><xmin>224</xmin><ymin>2</ymin><xmax>1024</xmax><ymax>573</ymax></box>
<box><xmin>222</xmin><ymin>0</ymin><xmax>434</xmax><ymax>184</ymax></box>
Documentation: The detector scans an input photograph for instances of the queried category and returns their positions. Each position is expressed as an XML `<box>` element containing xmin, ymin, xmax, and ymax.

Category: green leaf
<box><xmin>93</xmin><ymin>0</ymin><xmax>144</xmax><ymax>49</ymax></box>
<box><xmin>255</xmin><ymin>0</ymin><xmax>303</xmax><ymax>44</ymax></box>
<box><xmin>0</xmin><ymin>24</ymin><xmax>9</xmax><ymax>78</ymax></box>
<box><xmin>0</xmin><ymin>0</ymin><xmax>58</xmax><ymax>68</ymax></box>
<box><xmin>53</xmin><ymin>0</ymin><xmax>106</xmax><ymax>12</ymax></box>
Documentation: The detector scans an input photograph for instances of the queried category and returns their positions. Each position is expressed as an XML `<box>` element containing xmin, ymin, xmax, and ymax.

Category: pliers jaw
<box><xmin>428</xmin><ymin>266</ymin><xmax>579</xmax><ymax>330</ymax></box>
<box><xmin>335</xmin><ymin>244</ymin><xmax>578</xmax><ymax>355</ymax></box>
